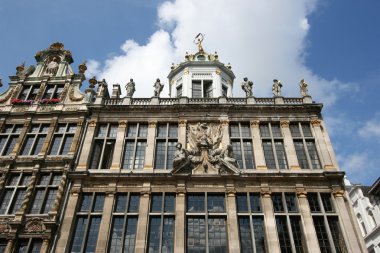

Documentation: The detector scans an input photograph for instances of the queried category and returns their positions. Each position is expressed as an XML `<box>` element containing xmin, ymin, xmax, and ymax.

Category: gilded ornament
<box><xmin>280</xmin><ymin>120</ymin><xmax>290</xmax><ymax>128</ymax></box>
<box><xmin>89</xmin><ymin>120</ymin><xmax>97</xmax><ymax>127</ymax></box>
<box><xmin>178</xmin><ymin>119</ymin><xmax>187</xmax><ymax>127</ymax></box>
<box><xmin>311</xmin><ymin>119</ymin><xmax>321</xmax><ymax>127</ymax></box>
<box><xmin>119</xmin><ymin>120</ymin><xmax>128</xmax><ymax>128</ymax></box>
<box><xmin>250</xmin><ymin>120</ymin><xmax>260</xmax><ymax>128</ymax></box>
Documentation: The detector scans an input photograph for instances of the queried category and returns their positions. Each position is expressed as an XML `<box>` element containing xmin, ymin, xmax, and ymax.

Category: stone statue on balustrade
<box><xmin>272</xmin><ymin>79</ymin><xmax>282</xmax><ymax>96</ymax></box>
<box><xmin>153</xmin><ymin>78</ymin><xmax>164</xmax><ymax>97</ymax></box>
<box><xmin>125</xmin><ymin>78</ymin><xmax>136</xmax><ymax>97</ymax></box>
<box><xmin>299</xmin><ymin>79</ymin><xmax>308</xmax><ymax>96</ymax></box>
<box><xmin>241</xmin><ymin>77</ymin><xmax>253</xmax><ymax>97</ymax></box>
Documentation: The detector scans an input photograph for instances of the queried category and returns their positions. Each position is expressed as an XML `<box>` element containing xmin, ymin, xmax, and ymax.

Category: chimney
<box><xmin>112</xmin><ymin>84</ymin><xmax>121</xmax><ymax>98</ymax></box>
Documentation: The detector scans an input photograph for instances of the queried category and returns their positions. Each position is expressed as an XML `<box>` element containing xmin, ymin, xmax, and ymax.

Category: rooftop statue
<box><xmin>272</xmin><ymin>79</ymin><xmax>282</xmax><ymax>96</ymax></box>
<box><xmin>241</xmin><ymin>77</ymin><xmax>253</xmax><ymax>97</ymax></box>
<box><xmin>299</xmin><ymin>79</ymin><xmax>309</xmax><ymax>96</ymax></box>
<box><xmin>45</xmin><ymin>56</ymin><xmax>60</xmax><ymax>76</ymax></box>
<box><xmin>125</xmin><ymin>78</ymin><xmax>136</xmax><ymax>97</ymax></box>
<box><xmin>153</xmin><ymin>78</ymin><xmax>164</xmax><ymax>97</ymax></box>
<box><xmin>194</xmin><ymin>33</ymin><xmax>205</xmax><ymax>53</ymax></box>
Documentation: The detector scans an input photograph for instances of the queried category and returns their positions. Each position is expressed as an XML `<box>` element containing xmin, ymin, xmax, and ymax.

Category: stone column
<box><xmin>144</xmin><ymin>120</ymin><xmax>156</xmax><ymax>170</ymax></box>
<box><xmin>280</xmin><ymin>120</ymin><xmax>300</xmax><ymax>170</ymax></box>
<box><xmin>55</xmin><ymin>185</ymin><xmax>81</xmax><ymax>253</ymax></box>
<box><xmin>68</xmin><ymin>118</ymin><xmax>84</xmax><ymax>155</ymax></box>
<box><xmin>95</xmin><ymin>191</ymin><xmax>115</xmax><ymax>253</ymax></box>
<box><xmin>261</xmin><ymin>187</ymin><xmax>280</xmax><ymax>253</ymax></box>
<box><xmin>4</xmin><ymin>239</ymin><xmax>14</xmax><ymax>253</ymax></box>
<box><xmin>178</xmin><ymin>119</ymin><xmax>187</xmax><ymax>147</ymax></box>
<box><xmin>250</xmin><ymin>120</ymin><xmax>266</xmax><ymax>170</ymax></box>
<box><xmin>332</xmin><ymin>189</ymin><xmax>366</xmax><ymax>252</ymax></box>
<box><xmin>50</xmin><ymin>168</ymin><xmax>68</xmax><ymax>220</ymax></box>
<box><xmin>9</xmin><ymin>119</ymin><xmax>31</xmax><ymax>156</ymax></box>
<box><xmin>226</xmin><ymin>185</ymin><xmax>240</xmax><ymax>253</ymax></box>
<box><xmin>39</xmin><ymin>118</ymin><xmax>58</xmax><ymax>157</ymax></box>
<box><xmin>220</xmin><ymin>119</ymin><xmax>230</xmax><ymax>147</ymax></box>
<box><xmin>0</xmin><ymin>165</ymin><xmax>10</xmax><ymax>191</ymax></box>
<box><xmin>15</xmin><ymin>167</ymin><xmax>38</xmax><ymax>221</ymax></box>
<box><xmin>135</xmin><ymin>183</ymin><xmax>150</xmax><ymax>253</ymax></box>
<box><xmin>311</xmin><ymin>119</ymin><xmax>334</xmax><ymax>170</ymax></box>
<box><xmin>320</xmin><ymin>120</ymin><xmax>339</xmax><ymax>169</ymax></box>
<box><xmin>111</xmin><ymin>121</ymin><xmax>127</xmax><ymax>170</ymax></box>
<box><xmin>296</xmin><ymin>187</ymin><xmax>321</xmax><ymax>253</ymax></box>
<box><xmin>77</xmin><ymin>119</ymin><xmax>97</xmax><ymax>171</ymax></box>
<box><xmin>174</xmin><ymin>182</ymin><xmax>186</xmax><ymax>253</ymax></box>
<box><xmin>40</xmin><ymin>239</ymin><xmax>50</xmax><ymax>253</ymax></box>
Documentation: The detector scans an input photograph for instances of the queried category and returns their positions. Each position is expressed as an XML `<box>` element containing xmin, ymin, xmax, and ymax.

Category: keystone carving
<box><xmin>24</xmin><ymin>218</ymin><xmax>46</xmax><ymax>233</ymax></box>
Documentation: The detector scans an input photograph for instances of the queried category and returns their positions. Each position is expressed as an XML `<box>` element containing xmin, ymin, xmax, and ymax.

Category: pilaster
<box><xmin>55</xmin><ymin>185</ymin><xmax>81</xmax><ymax>253</ymax></box>
<box><xmin>311</xmin><ymin>119</ymin><xmax>335</xmax><ymax>170</ymax></box>
<box><xmin>226</xmin><ymin>185</ymin><xmax>240</xmax><ymax>253</ymax></box>
<box><xmin>4</xmin><ymin>239</ymin><xmax>14</xmax><ymax>253</ymax></box>
<box><xmin>332</xmin><ymin>189</ymin><xmax>366</xmax><ymax>252</ymax></box>
<box><xmin>111</xmin><ymin>121</ymin><xmax>127</xmax><ymax>170</ymax></box>
<box><xmin>144</xmin><ymin>120</ymin><xmax>156</xmax><ymax>170</ymax></box>
<box><xmin>39</xmin><ymin>118</ymin><xmax>58</xmax><ymax>157</ymax></box>
<box><xmin>77</xmin><ymin>118</ymin><xmax>97</xmax><ymax>170</ymax></box>
<box><xmin>135</xmin><ymin>185</ymin><xmax>150</xmax><ymax>253</ymax></box>
<box><xmin>174</xmin><ymin>182</ymin><xmax>186</xmax><ymax>253</ymax></box>
<box><xmin>280</xmin><ymin>120</ymin><xmax>300</xmax><ymax>170</ymax></box>
<box><xmin>95</xmin><ymin>190</ymin><xmax>115</xmax><ymax>253</ymax></box>
<box><xmin>261</xmin><ymin>187</ymin><xmax>280</xmax><ymax>253</ymax></box>
<box><xmin>250</xmin><ymin>120</ymin><xmax>266</xmax><ymax>170</ymax></box>
<box><xmin>220</xmin><ymin>119</ymin><xmax>230</xmax><ymax>147</ymax></box>
<box><xmin>9</xmin><ymin>119</ymin><xmax>31</xmax><ymax>156</ymax></box>
<box><xmin>40</xmin><ymin>239</ymin><xmax>50</xmax><ymax>253</ymax></box>
<box><xmin>296</xmin><ymin>187</ymin><xmax>321</xmax><ymax>253</ymax></box>
<box><xmin>178</xmin><ymin>119</ymin><xmax>187</xmax><ymax>146</ymax></box>
<box><xmin>68</xmin><ymin>118</ymin><xmax>84</xmax><ymax>155</ymax></box>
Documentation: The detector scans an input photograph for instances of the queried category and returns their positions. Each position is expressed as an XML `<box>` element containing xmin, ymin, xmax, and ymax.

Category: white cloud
<box><xmin>358</xmin><ymin>116</ymin><xmax>380</xmax><ymax>140</ymax></box>
<box><xmin>338</xmin><ymin>153</ymin><xmax>373</xmax><ymax>184</ymax></box>
<box><xmin>88</xmin><ymin>0</ymin><xmax>353</xmax><ymax>104</ymax></box>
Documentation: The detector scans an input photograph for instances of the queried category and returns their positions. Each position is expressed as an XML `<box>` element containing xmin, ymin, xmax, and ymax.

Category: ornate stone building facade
<box><xmin>0</xmin><ymin>41</ymin><xmax>366</xmax><ymax>253</ymax></box>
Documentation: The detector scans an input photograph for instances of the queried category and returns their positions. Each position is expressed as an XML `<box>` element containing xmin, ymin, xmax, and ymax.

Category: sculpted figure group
<box><xmin>122</xmin><ymin>78</ymin><xmax>164</xmax><ymax>97</ymax></box>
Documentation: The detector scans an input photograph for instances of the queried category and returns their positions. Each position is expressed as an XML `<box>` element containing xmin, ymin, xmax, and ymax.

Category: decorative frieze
<box><xmin>24</xmin><ymin>217</ymin><xmax>46</xmax><ymax>234</ymax></box>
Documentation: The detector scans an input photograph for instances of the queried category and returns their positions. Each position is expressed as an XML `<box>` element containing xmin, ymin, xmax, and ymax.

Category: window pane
<box><xmin>306</xmin><ymin>141</ymin><xmax>321</xmax><ymax>169</ymax></box>
<box><xmin>187</xmin><ymin>217</ymin><xmax>206</xmax><ymax>252</ymax></box>
<box><xmin>231</xmin><ymin>141</ymin><xmax>243</xmax><ymax>169</ymax></box>
<box><xmin>147</xmin><ymin>217</ymin><xmax>161</xmax><ymax>253</ymax></box>
<box><xmin>238</xmin><ymin>217</ymin><xmax>253</xmax><ymax>253</ymax></box>
<box><xmin>260</xmin><ymin>125</ymin><xmax>270</xmax><ymax>138</ymax></box>
<box><xmin>313</xmin><ymin>216</ymin><xmax>331</xmax><ymax>252</ymax></box>
<box><xmin>124</xmin><ymin>217</ymin><xmax>138</xmax><ymax>252</ymax></box>
<box><xmin>250</xmin><ymin>194</ymin><xmax>262</xmax><ymax>212</ymax></box>
<box><xmin>294</xmin><ymin>141</ymin><xmax>308</xmax><ymax>169</ymax></box>
<box><xmin>208</xmin><ymin>218</ymin><xmax>227</xmax><ymax>253</ymax></box>
<box><xmin>253</xmin><ymin>217</ymin><xmax>266</xmax><ymax>253</ymax></box>
<box><xmin>321</xmin><ymin>194</ymin><xmax>333</xmax><ymax>212</ymax></box>
<box><xmin>0</xmin><ymin>190</ymin><xmax>13</xmax><ymax>214</ymax></box>
<box><xmin>138</xmin><ymin>124</ymin><xmax>148</xmax><ymax>137</ymax></box>
<box><xmin>134</xmin><ymin>141</ymin><xmax>146</xmax><ymax>169</ymax></box>
<box><xmin>167</xmin><ymin>142</ymin><xmax>177</xmax><ymax>170</ymax></box>
<box><xmin>93</xmin><ymin>194</ymin><xmax>105</xmax><ymax>212</ymax></box>
<box><xmin>49</xmin><ymin>135</ymin><xmax>62</xmax><ymax>155</ymax></box>
<box><xmin>241</xmin><ymin>124</ymin><xmax>251</xmax><ymax>137</ymax></box>
<box><xmin>271</xmin><ymin>194</ymin><xmax>284</xmax><ymax>212</ymax></box>
<box><xmin>262</xmin><ymin>141</ymin><xmax>276</xmax><ymax>169</ymax></box>
<box><xmin>290</xmin><ymin>124</ymin><xmax>301</xmax><ymax>137</ymax></box>
<box><xmin>31</xmin><ymin>136</ymin><xmax>46</xmax><ymax>155</ymax></box>
<box><xmin>4</xmin><ymin>136</ymin><xmax>18</xmax><ymax>155</ymax></box>
<box><xmin>307</xmin><ymin>193</ymin><xmax>321</xmax><ymax>212</ymax></box>
<box><xmin>128</xmin><ymin>194</ymin><xmax>140</xmax><ymax>213</ymax></box>
<box><xmin>328</xmin><ymin>216</ymin><xmax>347</xmax><ymax>253</ymax></box>
<box><xmin>114</xmin><ymin>194</ymin><xmax>127</xmax><ymax>213</ymax></box>
<box><xmin>127</xmin><ymin>124</ymin><xmax>137</xmax><ymax>137</ymax></box>
<box><xmin>187</xmin><ymin>194</ymin><xmax>204</xmax><ymax>212</ymax></box>
<box><xmin>290</xmin><ymin>216</ymin><xmax>305</xmax><ymax>253</ymax></box>
<box><xmin>276</xmin><ymin>216</ymin><xmax>292</xmax><ymax>253</ymax></box>
<box><xmin>302</xmin><ymin>124</ymin><xmax>313</xmax><ymax>137</ymax></box>
<box><xmin>108</xmin><ymin>125</ymin><xmax>118</xmax><ymax>138</ymax></box>
<box><xmin>164</xmin><ymin>194</ymin><xmax>175</xmax><ymax>212</ymax></box>
<box><xmin>168</xmin><ymin>124</ymin><xmax>178</xmax><ymax>137</ymax></box>
<box><xmin>285</xmin><ymin>193</ymin><xmax>298</xmax><ymax>212</ymax></box>
<box><xmin>192</xmin><ymin>81</ymin><xmax>202</xmax><ymax>98</ymax></box>
<box><xmin>275</xmin><ymin>141</ymin><xmax>287</xmax><ymax>169</ymax></box>
<box><xmin>85</xmin><ymin>216</ymin><xmax>101</xmax><ymax>253</ymax></box>
<box><xmin>243</xmin><ymin>141</ymin><xmax>255</xmax><ymax>169</ymax></box>
<box><xmin>157</xmin><ymin>124</ymin><xmax>167</xmax><ymax>137</ymax></box>
<box><xmin>42</xmin><ymin>189</ymin><xmax>57</xmax><ymax>213</ymax></box>
<box><xmin>89</xmin><ymin>141</ymin><xmax>103</xmax><ymax>169</ymax></box>
<box><xmin>155</xmin><ymin>142</ymin><xmax>166</xmax><ymax>169</ymax></box>
<box><xmin>151</xmin><ymin>194</ymin><xmax>163</xmax><ymax>212</ymax></box>
<box><xmin>80</xmin><ymin>194</ymin><xmax>92</xmax><ymax>212</ymax></box>
<box><xmin>30</xmin><ymin>189</ymin><xmax>44</xmax><ymax>213</ymax></box>
<box><xmin>207</xmin><ymin>194</ymin><xmax>225</xmax><ymax>212</ymax></box>
<box><xmin>101</xmin><ymin>140</ymin><xmax>115</xmax><ymax>169</ymax></box>
<box><xmin>109</xmin><ymin>217</ymin><xmax>124</xmax><ymax>253</ymax></box>
<box><xmin>71</xmin><ymin>217</ymin><xmax>88</xmax><ymax>253</ymax></box>
<box><xmin>271</xmin><ymin>124</ymin><xmax>282</xmax><ymax>138</ymax></box>
<box><xmin>229</xmin><ymin>124</ymin><xmax>240</xmax><ymax>138</ymax></box>
<box><xmin>21</xmin><ymin>136</ymin><xmax>34</xmax><ymax>155</ymax></box>
<box><xmin>10</xmin><ymin>189</ymin><xmax>25</xmax><ymax>213</ymax></box>
<box><xmin>236</xmin><ymin>194</ymin><xmax>248</xmax><ymax>212</ymax></box>
<box><xmin>122</xmin><ymin>141</ymin><xmax>135</xmax><ymax>170</ymax></box>
<box><xmin>61</xmin><ymin>135</ymin><xmax>73</xmax><ymax>154</ymax></box>
<box><xmin>97</xmin><ymin>124</ymin><xmax>108</xmax><ymax>137</ymax></box>
<box><xmin>162</xmin><ymin>217</ymin><xmax>175</xmax><ymax>253</ymax></box>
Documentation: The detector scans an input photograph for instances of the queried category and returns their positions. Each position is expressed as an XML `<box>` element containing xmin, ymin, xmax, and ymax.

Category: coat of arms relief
<box><xmin>172</xmin><ymin>122</ymin><xmax>240</xmax><ymax>175</ymax></box>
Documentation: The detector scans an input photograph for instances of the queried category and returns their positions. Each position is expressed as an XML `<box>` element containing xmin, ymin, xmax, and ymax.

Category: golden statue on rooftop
<box><xmin>194</xmin><ymin>33</ymin><xmax>205</xmax><ymax>52</ymax></box>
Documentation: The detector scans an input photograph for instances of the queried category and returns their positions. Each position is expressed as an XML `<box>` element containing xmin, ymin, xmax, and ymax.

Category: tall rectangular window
<box><xmin>203</xmin><ymin>80</ymin><xmax>213</xmax><ymax>98</ymax></box>
<box><xmin>20</xmin><ymin>123</ymin><xmax>49</xmax><ymax>156</ymax></box>
<box><xmin>70</xmin><ymin>193</ymin><xmax>104</xmax><ymax>253</ymax></box>
<box><xmin>0</xmin><ymin>173</ymin><xmax>30</xmax><ymax>214</ymax></box>
<box><xmin>0</xmin><ymin>124</ymin><xmax>23</xmax><ymax>156</ymax></box>
<box><xmin>290</xmin><ymin>123</ymin><xmax>321</xmax><ymax>169</ymax></box>
<box><xmin>176</xmin><ymin>85</ymin><xmax>182</xmax><ymax>97</ymax></box>
<box><xmin>108</xmin><ymin>193</ymin><xmax>140</xmax><ymax>253</ymax></box>
<box><xmin>29</xmin><ymin>173</ymin><xmax>61</xmax><ymax>214</ymax></box>
<box><xmin>272</xmin><ymin>192</ymin><xmax>306</xmax><ymax>253</ymax></box>
<box><xmin>89</xmin><ymin>123</ymin><xmax>117</xmax><ymax>170</ymax></box>
<box><xmin>122</xmin><ymin>123</ymin><xmax>147</xmax><ymax>170</ymax></box>
<box><xmin>48</xmin><ymin>123</ymin><xmax>77</xmax><ymax>156</ymax></box>
<box><xmin>230</xmin><ymin>123</ymin><xmax>255</xmax><ymax>170</ymax></box>
<box><xmin>260</xmin><ymin>123</ymin><xmax>288</xmax><ymax>169</ymax></box>
<box><xmin>236</xmin><ymin>193</ymin><xmax>265</xmax><ymax>253</ymax></box>
<box><xmin>308</xmin><ymin>193</ymin><xmax>347</xmax><ymax>253</ymax></box>
<box><xmin>147</xmin><ymin>193</ymin><xmax>175</xmax><ymax>253</ymax></box>
<box><xmin>18</xmin><ymin>85</ymin><xmax>40</xmax><ymax>100</ymax></box>
<box><xmin>192</xmin><ymin>80</ymin><xmax>202</xmax><ymax>98</ymax></box>
<box><xmin>42</xmin><ymin>84</ymin><xmax>64</xmax><ymax>99</ymax></box>
<box><xmin>155</xmin><ymin>123</ymin><xmax>178</xmax><ymax>170</ymax></box>
<box><xmin>186</xmin><ymin>193</ymin><xmax>227</xmax><ymax>253</ymax></box>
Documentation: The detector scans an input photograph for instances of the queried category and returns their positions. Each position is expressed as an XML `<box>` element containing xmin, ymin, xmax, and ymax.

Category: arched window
<box><xmin>357</xmin><ymin>213</ymin><xmax>367</xmax><ymax>235</ymax></box>
<box><xmin>368</xmin><ymin>210</ymin><xmax>377</xmax><ymax>229</ymax></box>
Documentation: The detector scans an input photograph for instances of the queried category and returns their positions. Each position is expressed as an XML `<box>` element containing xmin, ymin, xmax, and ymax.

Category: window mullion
<box><xmin>286</xmin><ymin>215</ymin><xmax>297</xmax><ymax>253</ymax></box>
<box><xmin>97</xmin><ymin>138</ymin><xmax>106</xmax><ymax>170</ymax></box>
<box><xmin>58</xmin><ymin>132</ymin><xmax>66</xmax><ymax>155</ymax></box>
<box><xmin>132</xmin><ymin>138</ymin><xmax>138</xmax><ymax>169</ymax></box>
<box><xmin>269</xmin><ymin>125</ymin><xmax>280</xmax><ymax>170</ymax></box>
<box><xmin>323</xmin><ymin>215</ymin><xmax>337</xmax><ymax>253</ymax></box>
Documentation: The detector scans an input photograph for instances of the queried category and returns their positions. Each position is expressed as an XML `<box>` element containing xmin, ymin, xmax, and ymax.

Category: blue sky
<box><xmin>0</xmin><ymin>0</ymin><xmax>379</xmax><ymax>185</ymax></box>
